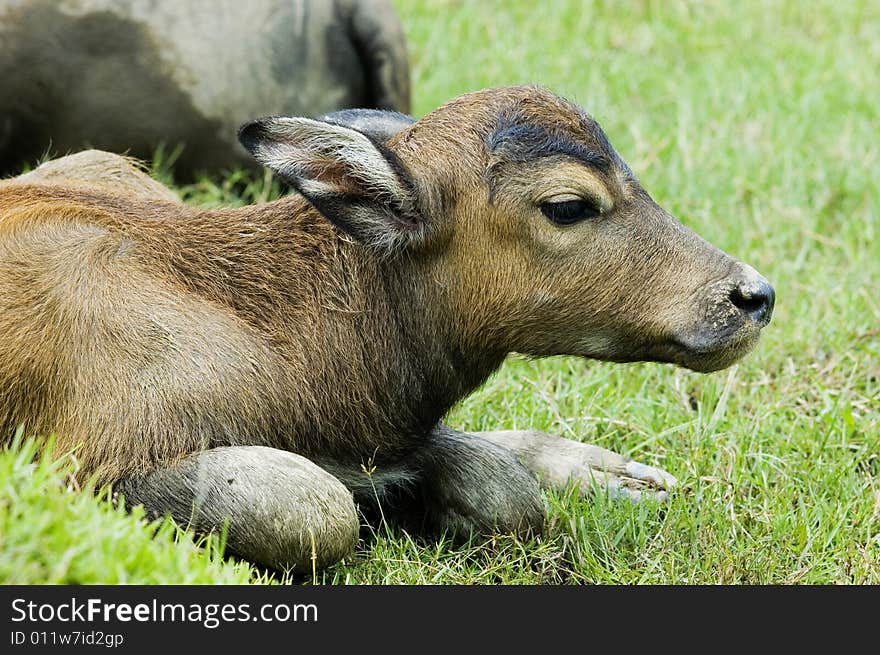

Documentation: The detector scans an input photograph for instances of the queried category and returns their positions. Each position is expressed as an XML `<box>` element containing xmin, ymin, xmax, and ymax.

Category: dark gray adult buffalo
<box><xmin>0</xmin><ymin>0</ymin><xmax>410</xmax><ymax>178</ymax></box>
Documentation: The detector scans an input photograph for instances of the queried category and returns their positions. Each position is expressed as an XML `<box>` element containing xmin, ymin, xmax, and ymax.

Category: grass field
<box><xmin>2</xmin><ymin>0</ymin><xmax>878</xmax><ymax>584</ymax></box>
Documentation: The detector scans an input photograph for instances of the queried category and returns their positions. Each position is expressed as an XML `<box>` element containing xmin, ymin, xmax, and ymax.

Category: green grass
<box><xmin>0</xmin><ymin>436</ymin><xmax>258</xmax><ymax>584</ymax></box>
<box><xmin>2</xmin><ymin>0</ymin><xmax>878</xmax><ymax>584</ymax></box>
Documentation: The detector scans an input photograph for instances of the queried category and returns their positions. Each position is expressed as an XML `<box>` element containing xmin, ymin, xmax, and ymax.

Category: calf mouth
<box><xmin>667</xmin><ymin>328</ymin><xmax>764</xmax><ymax>373</ymax></box>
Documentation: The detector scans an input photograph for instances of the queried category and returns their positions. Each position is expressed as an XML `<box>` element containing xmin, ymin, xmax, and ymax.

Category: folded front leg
<box><xmin>411</xmin><ymin>426</ymin><xmax>546</xmax><ymax>538</ymax></box>
<box><xmin>325</xmin><ymin>426</ymin><xmax>546</xmax><ymax>540</ymax></box>
<box><xmin>475</xmin><ymin>429</ymin><xmax>677</xmax><ymax>501</ymax></box>
<box><xmin>114</xmin><ymin>446</ymin><xmax>359</xmax><ymax>572</ymax></box>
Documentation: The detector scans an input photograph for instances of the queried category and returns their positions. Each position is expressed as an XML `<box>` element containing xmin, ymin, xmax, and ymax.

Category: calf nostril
<box><xmin>729</xmin><ymin>279</ymin><xmax>775</xmax><ymax>325</ymax></box>
<box><xmin>729</xmin><ymin>287</ymin><xmax>764</xmax><ymax>313</ymax></box>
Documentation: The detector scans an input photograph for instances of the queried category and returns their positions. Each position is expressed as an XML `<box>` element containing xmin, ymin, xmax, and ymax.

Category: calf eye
<box><xmin>539</xmin><ymin>199</ymin><xmax>601</xmax><ymax>225</ymax></box>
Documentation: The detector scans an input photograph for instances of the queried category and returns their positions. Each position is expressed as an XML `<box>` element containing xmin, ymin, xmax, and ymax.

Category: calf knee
<box><xmin>116</xmin><ymin>446</ymin><xmax>359</xmax><ymax>572</ymax></box>
<box><xmin>417</xmin><ymin>429</ymin><xmax>546</xmax><ymax>539</ymax></box>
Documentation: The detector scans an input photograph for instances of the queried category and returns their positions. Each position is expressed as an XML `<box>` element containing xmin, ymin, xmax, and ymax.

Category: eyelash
<box><xmin>539</xmin><ymin>199</ymin><xmax>601</xmax><ymax>225</ymax></box>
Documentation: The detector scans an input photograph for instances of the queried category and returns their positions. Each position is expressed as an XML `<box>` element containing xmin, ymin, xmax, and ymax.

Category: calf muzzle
<box><xmin>668</xmin><ymin>262</ymin><xmax>775</xmax><ymax>372</ymax></box>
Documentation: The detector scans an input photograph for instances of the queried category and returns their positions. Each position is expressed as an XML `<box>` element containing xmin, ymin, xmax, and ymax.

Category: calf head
<box><xmin>239</xmin><ymin>86</ymin><xmax>774</xmax><ymax>373</ymax></box>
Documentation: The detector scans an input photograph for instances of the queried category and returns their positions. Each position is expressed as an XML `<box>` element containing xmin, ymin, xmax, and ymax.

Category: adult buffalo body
<box><xmin>0</xmin><ymin>0</ymin><xmax>410</xmax><ymax>178</ymax></box>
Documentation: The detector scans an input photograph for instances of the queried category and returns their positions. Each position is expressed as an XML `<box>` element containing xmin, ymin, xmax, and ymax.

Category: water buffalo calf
<box><xmin>0</xmin><ymin>0</ymin><xmax>409</xmax><ymax>178</ymax></box>
<box><xmin>0</xmin><ymin>86</ymin><xmax>774</xmax><ymax>571</ymax></box>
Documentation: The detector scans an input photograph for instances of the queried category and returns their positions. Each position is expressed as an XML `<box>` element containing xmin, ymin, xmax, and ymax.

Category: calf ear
<box><xmin>238</xmin><ymin>116</ymin><xmax>421</xmax><ymax>251</ymax></box>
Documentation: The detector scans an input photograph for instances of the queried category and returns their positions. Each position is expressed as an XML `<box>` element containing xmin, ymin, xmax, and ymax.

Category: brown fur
<box><xmin>9</xmin><ymin>150</ymin><xmax>180</xmax><ymax>202</ymax></box>
<box><xmin>0</xmin><ymin>86</ymin><xmax>772</xmax><ymax>493</ymax></box>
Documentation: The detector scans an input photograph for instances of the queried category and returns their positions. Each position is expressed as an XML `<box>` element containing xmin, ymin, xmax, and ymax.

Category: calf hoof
<box><xmin>478</xmin><ymin>429</ymin><xmax>677</xmax><ymax>502</ymax></box>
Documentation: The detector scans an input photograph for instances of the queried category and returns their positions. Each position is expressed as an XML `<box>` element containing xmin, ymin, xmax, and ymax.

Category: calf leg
<box><xmin>323</xmin><ymin>426</ymin><xmax>545</xmax><ymax>540</ymax></box>
<box><xmin>476</xmin><ymin>429</ymin><xmax>677</xmax><ymax>501</ymax></box>
<box><xmin>411</xmin><ymin>426</ymin><xmax>546</xmax><ymax>538</ymax></box>
<box><xmin>114</xmin><ymin>446</ymin><xmax>359</xmax><ymax>572</ymax></box>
